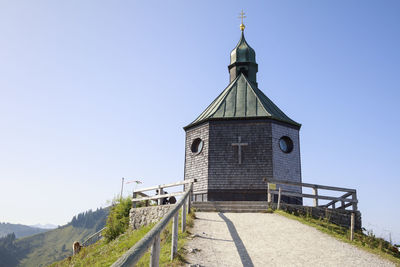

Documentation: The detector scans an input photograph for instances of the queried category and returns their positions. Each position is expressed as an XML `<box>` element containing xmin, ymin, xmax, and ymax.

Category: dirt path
<box><xmin>184</xmin><ymin>212</ymin><xmax>394</xmax><ymax>267</ymax></box>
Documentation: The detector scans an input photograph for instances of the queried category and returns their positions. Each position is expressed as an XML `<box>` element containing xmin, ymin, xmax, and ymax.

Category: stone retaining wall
<box><xmin>129</xmin><ymin>205</ymin><xmax>176</xmax><ymax>230</ymax></box>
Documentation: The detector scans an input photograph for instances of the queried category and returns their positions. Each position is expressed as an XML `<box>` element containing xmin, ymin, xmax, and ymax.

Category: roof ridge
<box><xmin>255</xmin><ymin>87</ymin><xmax>300</xmax><ymax>125</ymax></box>
<box><xmin>239</xmin><ymin>74</ymin><xmax>272</xmax><ymax>117</ymax></box>
<box><xmin>189</xmin><ymin>75</ymin><xmax>241</xmax><ymax>124</ymax></box>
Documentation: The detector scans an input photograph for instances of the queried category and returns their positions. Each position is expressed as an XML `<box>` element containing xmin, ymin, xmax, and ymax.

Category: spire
<box><xmin>228</xmin><ymin>11</ymin><xmax>258</xmax><ymax>85</ymax></box>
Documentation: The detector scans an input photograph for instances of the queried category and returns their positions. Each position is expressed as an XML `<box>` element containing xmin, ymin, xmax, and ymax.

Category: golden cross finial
<box><xmin>239</xmin><ymin>10</ymin><xmax>246</xmax><ymax>31</ymax></box>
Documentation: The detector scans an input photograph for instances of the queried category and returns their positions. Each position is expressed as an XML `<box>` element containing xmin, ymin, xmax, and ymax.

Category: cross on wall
<box><xmin>232</xmin><ymin>136</ymin><xmax>248</xmax><ymax>164</ymax></box>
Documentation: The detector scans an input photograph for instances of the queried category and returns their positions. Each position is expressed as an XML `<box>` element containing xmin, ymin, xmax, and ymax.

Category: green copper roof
<box><xmin>230</xmin><ymin>32</ymin><xmax>256</xmax><ymax>64</ymax></box>
<box><xmin>185</xmin><ymin>74</ymin><xmax>301</xmax><ymax>129</ymax></box>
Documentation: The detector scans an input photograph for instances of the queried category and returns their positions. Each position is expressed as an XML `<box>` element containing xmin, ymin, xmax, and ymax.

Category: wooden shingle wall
<box><xmin>184</xmin><ymin>123</ymin><xmax>209</xmax><ymax>199</ymax></box>
<box><xmin>208</xmin><ymin>120</ymin><xmax>273</xmax><ymax>191</ymax></box>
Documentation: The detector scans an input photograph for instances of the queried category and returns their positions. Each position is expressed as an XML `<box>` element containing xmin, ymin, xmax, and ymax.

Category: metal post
<box><xmin>350</xmin><ymin>212</ymin><xmax>355</xmax><ymax>241</ymax></box>
<box><xmin>277</xmin><ymin>187</ymin><xmax>282</xmax><ymax>210</ymax></box>
<box><xmin>182</xmin><ymin>201</ymin><xmax>187</xmax><ymax>233</ymax></box>
<box><xmin>313</xmin><ymin>187</ymin><xmax>318</xmax><ymax>207</ymax></box>
<box><xmin>171</xmin><ymin>212</ymin><xmax>178</xmax><ymax>260</ymax></box>
<box><xmin>150</xmin><ymin>233</ymin><xmax>160</xmax><ymax>267</ymax></box>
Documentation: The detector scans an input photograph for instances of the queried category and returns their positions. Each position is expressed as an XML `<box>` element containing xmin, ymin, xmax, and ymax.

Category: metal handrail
<box><xmin>111</xmin><ymin>186</ymin><xmax>191</xmax><ymax>267</ymax></box>
<box><xmin>82</xmin><ymin>227</ymin><xmax>106</xmax><ymax>247</ymax></box>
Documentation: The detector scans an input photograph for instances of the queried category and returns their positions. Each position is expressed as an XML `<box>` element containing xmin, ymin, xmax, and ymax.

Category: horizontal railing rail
<box><xmin>82</xmin><ymin>227</ymin><xmax>106</xmax><ymax>247</ymax></box>
<box><xmin>265</xmin><ymin>178</ymin><xmax>356</xmax><ymax>193</ymax></box>
<box><xmin>268</xmin><ymin>189</ymin><xmax>358</xmax><ymax>203</ymax></box>
<box><xmin>132</xmin><ymin>191</ymin><xmax>185</xmax><ymax>202</ymax></box>
<box><xmin>133</xmin><ymin>179</ymin><xmax>196</xmax><ymax>194</ymax></box>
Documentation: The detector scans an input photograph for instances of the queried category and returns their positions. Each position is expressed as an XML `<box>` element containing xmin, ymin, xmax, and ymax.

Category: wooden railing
<box><xmin>111</xmin><ymin>179</ymin><xmax>196</xmax><ymax>267</ymax></box>
<box><xmin>264</xmin><ymin>178</ymin><xmax>358</xmax><ymax>211</ymax></box>
<box><xmin>132</xmin><ymin>179</ymin><xmax>196</xmax><ymax>208</ymax></box>
<box><xmin>264</xmin><ymin>178</ymin><xmax>358</xmax><ymax>241</ymax></box>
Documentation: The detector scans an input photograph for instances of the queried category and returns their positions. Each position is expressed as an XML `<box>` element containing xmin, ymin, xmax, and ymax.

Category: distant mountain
<box><xmin>30</xmin><ymin>224</ymin><xmax>57</xmax><ymax>230</ymax></box>
<box><xmin>0</xmin><ymin>223</ymin><xmax>49</xmax><ymax>239</ymax></box>
<box><xmin>0</xmin><ymin>207</ymin><xmax>109</xmax><ymax>267</ymax></box>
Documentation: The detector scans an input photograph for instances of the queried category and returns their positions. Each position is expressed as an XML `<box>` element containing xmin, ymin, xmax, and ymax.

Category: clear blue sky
<box><xmin>0</xmin><ymin>1</ymin><xmax>399</xmax><ymax>243</ymax></box>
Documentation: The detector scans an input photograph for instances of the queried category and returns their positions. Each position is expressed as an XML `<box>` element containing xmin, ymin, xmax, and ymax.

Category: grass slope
<box><xmin>50</xmin><ymin>210</ymin><xmax>195</xmax><ymax>267</ymax></box>
<box><xmin>0</xmin><ymin>223</ymin><xmax>49</xmax><ymax>239</ymax></box>
<box><xmin>0</xmin><ymin>207</ymin><xmax>109</xmax><ymax>267</ymax></box>
<box><xmin>275</xmin><ymin>209</ymin><xmax>400</xmax><ymax>265</ymax></box>
<box><xmin>16</xmin><ymin>225</ymin><xmax>100</xmax><ymax>267</ymax></box>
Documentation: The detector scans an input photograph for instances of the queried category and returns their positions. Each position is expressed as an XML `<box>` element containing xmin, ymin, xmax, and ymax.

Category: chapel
<box><xmin>184</xmin><ymin>21</ymin><xmax>302</xmax><ymax>202</ymax></box>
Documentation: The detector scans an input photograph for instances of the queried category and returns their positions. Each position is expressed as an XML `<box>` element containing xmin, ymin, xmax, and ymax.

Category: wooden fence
<box><xmin>264</xmin><ymin>178</ymin><xmax>358</xmax><ymax>240</ymax></box>
<box><xmin>111</xmin><ymin>179</ymin><xmax>196</xmax><ymax>267</ymax></box>
<box><xmin>132</xmin><ymin>179</ymin><xmax>196</xmax><ymax>209</ymax></box>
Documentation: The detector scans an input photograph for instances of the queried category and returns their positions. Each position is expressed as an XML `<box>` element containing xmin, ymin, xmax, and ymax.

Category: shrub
<box><xmin>103</xmin><ymin>197</ymin><xmax>132</xmax><ymax>242</ymax></box>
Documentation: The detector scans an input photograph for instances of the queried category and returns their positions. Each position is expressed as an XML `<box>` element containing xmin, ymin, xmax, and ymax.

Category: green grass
<box><xmin>4</xmin><ymin>207</ymin><xmax>109</xmax><ymax>267</ymax></box>
<box><xmin>274</xmin><ymin>209</ymin><xmax>400</xmax><ymax>266</ymax></box>
<box><xmin>49</xmin><ymin>210</ymin><xmax>195</xmax><ymax>267</ymax></box>
<box><xmin>16</xmin><ymin>224</ymin><xmax>105</xmax><ymax>267</ymax></box>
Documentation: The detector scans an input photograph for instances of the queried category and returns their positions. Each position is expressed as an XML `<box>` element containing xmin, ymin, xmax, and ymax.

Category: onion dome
<box><xmin>230</xmin><ymin>32</ymin><xmax>256</xmax><ymax>64</ymax></box>
<box><xmin>228</xmin><ymin>27</ymin><xmax>258</xmax><ymax>85</ymax></box>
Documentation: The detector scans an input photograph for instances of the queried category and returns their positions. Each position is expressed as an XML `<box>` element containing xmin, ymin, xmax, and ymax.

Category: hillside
<box><xmin>50</xmin><ymin>210</ymin><xmax>195</xmax><ymax>267</ymax></box>
<box><xmin>0</xmin><ymin>207</ymin><xmax>109</xmax><ymax>267</ymax></box>
<box><xmin>0</xmin><ymin>223</ymin><xmax>49</xmax><ymax>239</ymax></box>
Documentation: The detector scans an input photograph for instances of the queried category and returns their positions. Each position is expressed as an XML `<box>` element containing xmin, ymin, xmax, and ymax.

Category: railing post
<box><xmin>350</xmin><ymin>212</ymin><xmax>355</xmax><ymax>241</ymax></box>
<box><xmin>352</xmin><ymin>192</ymin><xmax>358</xmax><ymax>211</ymax></box>
<box><xmin>157</xmin><ymin>186</ymin><xmax>163</xmax><ymax>206</ymax></box>
<box><xmin>277</xmin><ymin>187</ymin><xmax>282</xmax><ymax>210</ymax></box>
<box><xmin>171</xmin><ymin>212</ymin><xmax>178</xmax><ymax>260</ymax></box>
<box><xmin>133</xmin><ymin>192</ymin><xmax>137</xmax><ymax>208</ymax></box>
<box><xmin>312</xmin><ymin>186</ymin><xmax>318</xmax><ymax>207</ymax></box>
<box><xmin>150</xmin><ymin>233</ymin><xmax>160</xmax><ymax>267</ymax></box>
<box><xmin>186</xmin><ymin>195</ymin><xmax>190</xmax><ymax>214</ymax></box>
<box><xmin>182</xmin><ymin>200</ymin><xmax>186</xmax><ymax>233</ymax></box>
<box><xmin>267</xmin><ymin>183</ymin><xmax>271</xmax><ymax>207</ymax></box>
<box><xmin>188</xmin><ymin>182</ymin><xmax>193</xmax><ymax>212</ymax></box>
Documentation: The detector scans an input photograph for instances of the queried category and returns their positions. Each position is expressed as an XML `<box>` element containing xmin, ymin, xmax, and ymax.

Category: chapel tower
<box><xmin>184</xmin><ymin>21</ymin><xmax>302</xmax><ymax>202</ymax></box>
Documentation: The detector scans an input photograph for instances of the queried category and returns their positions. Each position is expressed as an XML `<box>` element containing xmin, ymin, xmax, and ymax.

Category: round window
<box><xmin>279</xmin><ymin>136</ymin><xmax>293</xmax><ymax>153</ymax></box>
<box><xmin>191</xmin><ymin>138</ymin><xmax>204</xmax><ymax>154</ymax></box>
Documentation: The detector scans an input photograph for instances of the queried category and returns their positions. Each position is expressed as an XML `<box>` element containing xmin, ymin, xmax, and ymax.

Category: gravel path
<box><xmin>185</xmin><ymin>212</ymin><xmax>394</xmax><ymax>267</ymax></box>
